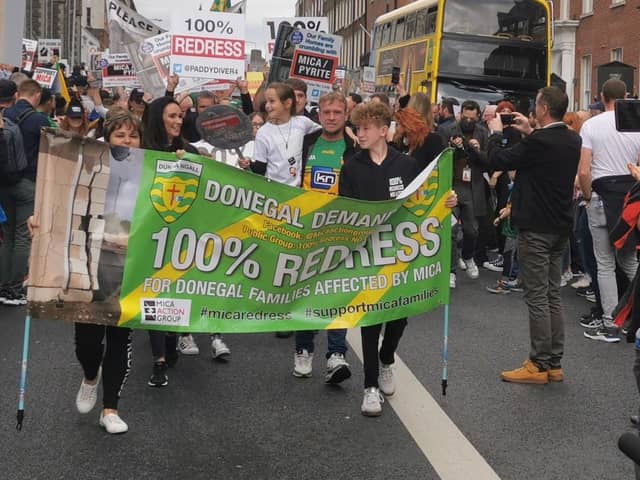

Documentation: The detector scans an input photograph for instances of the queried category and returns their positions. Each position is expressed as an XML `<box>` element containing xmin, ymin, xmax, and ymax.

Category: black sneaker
<box><xmin>148</xmin><ymin>361</ymin><xmax>169</xmax><ymax>387</ymax></box>
<box><xmin>583</xmin><ymin>327</ymin><xmax>620</xmax><ymax>343</ymax></box>
<box><xmin>579</xmin><ymin>312</ymin><xmax>603</xmax><ymax>329</ymax></box>
<box><xmin>3</xmin><ymin>289</ymin><xmax>27</xmax><ymax>306</ymax></box>
<box><xmin>576</xmin><ymin>286</ymin><xmax>594</xmax><ymax>298</ymax></box>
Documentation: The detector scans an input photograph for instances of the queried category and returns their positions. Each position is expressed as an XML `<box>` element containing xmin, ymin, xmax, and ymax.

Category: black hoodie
<box><xmin>339</xmin><ymin>145</ymin><xmax>419</xmax><ymax>201</ymax></box>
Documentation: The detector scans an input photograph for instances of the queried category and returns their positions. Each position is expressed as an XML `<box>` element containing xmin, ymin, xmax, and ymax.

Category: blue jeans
<box><xmin>295</xmin><ymin>329</ymin><xmax>347</xmax><ymax>358</ymax></box>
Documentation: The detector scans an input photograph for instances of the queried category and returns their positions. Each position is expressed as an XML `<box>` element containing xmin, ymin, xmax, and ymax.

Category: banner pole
<box><xmin>16</xmin><ymin>315</ymin><xmax>32</xmax><ymax>431</ymax></box>
<box><xmin>441</xmin><ymin>304</ymin><xmax>449</xmax><ymax>396</ymax></box>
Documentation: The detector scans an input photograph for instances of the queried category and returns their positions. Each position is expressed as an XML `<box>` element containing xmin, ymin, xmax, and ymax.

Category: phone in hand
<box><xmin>500</xmin><ymin>113</ymin><xmax>515</xmax><ymax>125</ymax></box>
<box><xmin>391</xmin><ymin>66</ymin><xmax>400</xmax><ymax>85</ymax></box>
<box><xmin>615</xmin><ymin>100</ymin><xmax>640</xmax><ymax>132</ymax></box>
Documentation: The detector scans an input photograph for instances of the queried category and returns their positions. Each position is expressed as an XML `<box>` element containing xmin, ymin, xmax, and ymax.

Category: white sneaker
<box><xmin>293</xmin><ymin>349</ymin><xmax>313</xmax><ymax>378</ymax></box>
<box><xmin>571</xmin><ymin>275</ymin><xmax>591</xmax><ymax>289</ymax></box>
<box><xmin>378</xmin><ymin>363</ymin><xmax>396</xmax><ymax>396</ymax></box>
<box><xmin>464</xmin><ymin>259</ymin><xmax>479</xmax><ymax>279</ymax></box>
<box><xmin>211</xmin><ymin>335</ymin><xmax>231</xmax><ymax>359</ymax></box>
<box><xmin>458</xmin><ymin>258</ymin><xmax>467</xmax><ymax>271</ymax></box>
<box><xmin>361</xmin><ymin>387</ymin><xmax>384</xmax><ymax>416</ymax></box>
<box><xmin>178</xmin><ymin>334</ymin><xmax>199</xmax><ymax>355</ymax></box>
<box><xmin>325</xmin><ymin>352</ymin><xmax>351</xmax><ymax>384</ymax></box>
<box><xmin>76</xmin><ymin>367</ymin><xmax>101</xmax><ymax>414</ymax></box>
<box><xmin>450</xmin><ymin>273</ymin><xmax>456</xmax><ymax>289</ymax></box>
<box><xmin>99</xmin><ymin>411</ymin><xmax>128</xmax><ymax>434</ymax></box>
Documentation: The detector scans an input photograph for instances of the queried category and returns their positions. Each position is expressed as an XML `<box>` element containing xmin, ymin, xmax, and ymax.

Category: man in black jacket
<box><xmin>293</xmin><ymin>92</ymin><xmax>356</xmax><ymax>384</ymax></box>
<box><xmin>487</xmin><ymin>86</ymin><xmax>581</xmax><ymax>384</ymax></box>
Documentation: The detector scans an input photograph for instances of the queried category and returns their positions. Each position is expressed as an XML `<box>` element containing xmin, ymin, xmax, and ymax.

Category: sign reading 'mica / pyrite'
<box><xmin>28</xmin><ymin>130</ymin><xmax>452</xmax><ymax>334</ymax></box>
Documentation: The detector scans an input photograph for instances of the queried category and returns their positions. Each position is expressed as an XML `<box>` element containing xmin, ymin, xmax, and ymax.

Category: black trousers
<box><xmin>361</xmin><ymin>318</ymin><xmax>408</xmax><ymax>388</ymax></box>
<box><xmin>74</xmin><ymin>323</ymin><xmax>132</xmax><ymax>410</ymax></box>
<box><xmin>148</xmin><ymin>331</ymin><xmax>178</xmax><ymax>360</ymax></box>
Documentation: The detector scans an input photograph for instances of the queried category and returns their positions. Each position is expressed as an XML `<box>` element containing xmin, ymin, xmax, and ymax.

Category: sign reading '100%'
<box><xmin>151</xmin><ymin>227</ymin><xmax>260</xmax><ymax>279</ymax></box>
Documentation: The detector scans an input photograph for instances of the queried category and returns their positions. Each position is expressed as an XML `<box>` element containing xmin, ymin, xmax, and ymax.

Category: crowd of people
<box><xmin>1</xmin><ymin>61</ymin><xmax>640</xmax><ymax>435</ymax></box>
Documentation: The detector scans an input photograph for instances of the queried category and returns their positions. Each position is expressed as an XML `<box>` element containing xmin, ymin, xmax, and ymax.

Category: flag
<box><xmin>210</xmin><ymin>0</ymin><xmax>231</xmax><ymax>11</ymax></box>
<box><xmin>56</xmin><ymin>64</ymin><xmax>71</xmax><ymax>105</ymax></box>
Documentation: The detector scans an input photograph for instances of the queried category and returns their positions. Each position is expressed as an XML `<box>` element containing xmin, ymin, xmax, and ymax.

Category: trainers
<box><xmin>579</xmin><ymin>313</ymin><xmax>603</xmax><ymax>329</ymax></box>
<box><xmin>486</xmin><ymin>280</ymin><xmax>511</xmax><ymax>294</ymax></box>
<box><xmin>99</xmin><ymin>412</ymin><xmax>128</xmax><ymax>434</ymax></box>
<box><xmin>458</xmin><ymin>257</ymin><xmax>467</xmax><ymax>271</ymax></box>
<box><xmin>576</xmin><ymin>286</ymin><xmax>594</xmax><ymax>297</ymax></box>
<box><xmin>3</xmin><ymin>290</ymin><xmax>27</xmax><ymax>306</ymax></box>
<box><xmin>571</xmin><ymin>275</ymin><xmax>591</xmax><ymax>289</ymax></box>
<box><xmin>0</xmin><ymin>287</ymin><xmax>12</xmax><ymax>304</ymax></box>
<box><xmin>293</xmin><ymin>349</ymin><xmax>313</xmax><ymax>378</ymax></box>
<box><xmin>464</xmin><ymin>259</ymin><xmax>479</xmax><ymax>279</ymax></box>
<box><xmin>76</xmin><ymin>367</ymin><xmax>101</xmax><ymax>414</ymax></box>
<box><xmin>361</xmin><ymin>387</ymin><xmax>384</xmax><ymax>417</ymax></box>
<box><xmin>583</xmin><ymin>327</ymin><xmax>620</xmax><ymax>343</ymax></box>
<box><xmin>585</xmin><ymin>292</ymin><xmax>596</xmax><ymax>303</ymax></box>
<box><xmin>378</xmin><ymin>363</ymin><xmax>396</xmax><ymax>396</ymax></box>
<box><xmin>148</xmin><ymin>361</ymin><xmax>169</xmax><ymax>387</ymax></box>
<box><xmin>503</xmin><ymin>279</ymin><xmax>524</xmax><ymax>292</ymax></box>
<box><xmin>501</xmin><ymin>359</ymin><xmax>548</xmax><ymax>384</ymax></box>
<box><xmin>560</xmin><ymin>271</ymin><xmax>573</xmax><ymax>287</ymax></box>
<box><xmin>325</xmin><ymin>352</ymin><xmax>351</xmax><ymax>384</ymax></box>
<box><xmin>482</xmin><ymin>260</ymin><xmax>503</xmax><ymax>272</ymax></box>
<box><xmin>548</xmin><ymin>367</ymin><xmax>564</xmax><ymax>382</ymax></box>
<box><xmin>450</xmin><ymin>273</ymin><xmax>456</xmax><ymax>289</ymax></box>
<box><xmin>178</xmin><ymin>334</ymin><xmax>199</xmax><ymax>355</ymax></box>
<box><xmin>211</xmin><ymin>335</ymin><xmax>231</xmax><ymax>359</ymax></box>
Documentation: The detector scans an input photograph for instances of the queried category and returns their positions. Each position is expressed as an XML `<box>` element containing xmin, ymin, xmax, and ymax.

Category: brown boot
<box><xmin>548</xmin><ymin>367</ymin><xmax>564</xmax><ymax>382</ymax></box>
<box><xmin>501</xmin><ymin>359</ymin><xmax>548</xmax><ymax>384</ymax></box>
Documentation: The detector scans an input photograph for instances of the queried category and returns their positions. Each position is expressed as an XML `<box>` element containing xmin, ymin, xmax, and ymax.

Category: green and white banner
<box><xmin>29</xmin><ymin>131</ymin><xmax>452</xmax><ymax>333</ymax></box>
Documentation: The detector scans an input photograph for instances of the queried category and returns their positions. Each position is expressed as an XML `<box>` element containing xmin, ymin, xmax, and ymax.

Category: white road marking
<box><xmin>347</xmin><ymin>329</ymin><xmax>501</xmax><ymax>480</ymax></box>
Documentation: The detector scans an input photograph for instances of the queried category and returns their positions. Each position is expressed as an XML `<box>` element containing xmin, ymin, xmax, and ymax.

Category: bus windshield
<box><xmin>442</xmin><ymin>0</ymin><xmax>548</xmax><ymax>42</ymax></box>
<box><xmin>437</xmin><ymin>78</ymin><xmax>537</xmax><ymax>113</ymax></box>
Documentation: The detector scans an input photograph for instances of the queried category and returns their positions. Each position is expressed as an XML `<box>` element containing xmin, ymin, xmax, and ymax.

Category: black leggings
<box><xmin>148</xmin><ymin>331</ymin><xmax>178</xmax><ymax>360</ymax></box>
<box><xmin>361</xmin><ymin>318</ymin><xmax>408</xmax><ymax>388</ymax></box>
<box><xmin>74</xmin><ymin>323</ymin><xmax>132</xmax><ymax>410</ymax></box>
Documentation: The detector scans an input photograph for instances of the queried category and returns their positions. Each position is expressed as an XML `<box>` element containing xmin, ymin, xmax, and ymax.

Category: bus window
<box><xmin>426</xmin><ymin>9</ymin><xmax>437</xmax><ymax>34</ymax></box>
<box><xmin>382</xmin><ymin>22</ymin><xmax>392</xmax><ymax>45</ymax></box>
<box><xmin>442</xmin><ymin>0</ymin><xmax>547</xmax><ymax>43</ymax></box>
<box><xmin>405</xmin><ymin>12</ymin><xmax>417</xmax><ymax>40</ymax></box>
<box><xmin>395</xmin><ymin>17</ymin><xmax>406</xmax><ymax>42</ymax></box>
<box><xmin>372</xmin><ymin>24</ymin><xmax>382</xmax><ymax>49</ymax></box>
<box><xmin>415</xmin><ymin>9</ymin><xmax>427</xmax><ymax>37</ymax></box>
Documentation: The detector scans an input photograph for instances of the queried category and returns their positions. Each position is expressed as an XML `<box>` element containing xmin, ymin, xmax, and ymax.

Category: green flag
<box><xmin>210</xmin><ymin>0</ymin><xmax>231</xmax><ymax>11</ymax></box>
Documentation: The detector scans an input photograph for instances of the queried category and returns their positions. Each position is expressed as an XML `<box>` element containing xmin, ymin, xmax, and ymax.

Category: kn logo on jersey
<box><xmin>310</xmin><ymin>166</ymin><xmax>337</xmax><ymax>191</ymax></box>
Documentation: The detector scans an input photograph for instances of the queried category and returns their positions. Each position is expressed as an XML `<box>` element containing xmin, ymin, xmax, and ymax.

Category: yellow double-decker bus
<box><xmin>371</xmin><ymin>0</ymin><xmax>553</xmax><ymax>112</ymax></box>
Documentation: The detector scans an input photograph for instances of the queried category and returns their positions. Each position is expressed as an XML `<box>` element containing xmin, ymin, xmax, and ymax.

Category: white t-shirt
<box><xmin>253</xmin><ymin>116</ymin><xmax>321</xmax><ymax>187</ymax></box>
<box><xmin>581</xmin><ymin>110</ymin><xmax>640</xmax><ymax>181</ymax></box>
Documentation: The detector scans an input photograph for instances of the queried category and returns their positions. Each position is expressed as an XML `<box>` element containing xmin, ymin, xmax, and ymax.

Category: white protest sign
<box><xmin>139</xmin><ymin>33</ymin><xmax>209</xmax><ymax>94</ymax></box>
<box><xmin>38</xmin><ymin>39</ymin><xmax>62</xmax><ymax>61</ymax></box>
<box><xmin>102</xmin><ymin>53</ymin><xmax>141</xmax><ymax>88</ymax></box>
<box><xmin>21</xmin><ymin>39</ymin><xmax>38</xmax><ymax>72</ymax></box>
<box><xmin>289</xmin><ymin>30</ymin><xmax>342</xmax><ymax>102</ymax></box>
<box><xmin>265</xmin><ymin>17</ymin><xmax>328</xmax><ymax>59</ymax></box>
<box><xmin>170</xmin><ymin>12</ymin><xmax>245</xmax><ymax>80</ymax></box>
<box><xmin>33</xmin><ymin>67</ymin><xmax>58</xmax><ymax>88</ymax></box>
<box><xmin>361</xmin><ymin>66</ymin><xmax>376</xmax><ymax>96</ymax></box>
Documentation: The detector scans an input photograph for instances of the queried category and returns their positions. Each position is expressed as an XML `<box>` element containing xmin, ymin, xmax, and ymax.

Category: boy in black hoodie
<box><xmin>339</xmin><ymin>101</ymin><xmax>419</xmax><ymax>416</ymax></box>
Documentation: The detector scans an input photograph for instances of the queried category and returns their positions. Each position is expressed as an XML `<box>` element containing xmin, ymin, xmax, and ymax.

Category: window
<box><xmin>86</xmin><ymin>7</ymin><xmax>92</xmax><ymax>27</ymax></box>
<box><xmin>611</xmin><ymin>0</ymin><xmax>625</xmax><ymax>6</ymax></box>
<box><xmin>395</xmin><ymin>17</ymin><xmax>405</xmax><ymax>42</ymax></box>
<box><xmin>582</xmin><ymin>0</ymin><xmax>593</xmax><ymax>14</ymax></box>
<box><xmin>611</xmin><ymin>48</ymin><xmax>623</xmax><ymax>62</ymax></box>
<box><xmin>581</xmin><ymin>55</ymin><xmax>592</xmax><ymax>110</ymax></box>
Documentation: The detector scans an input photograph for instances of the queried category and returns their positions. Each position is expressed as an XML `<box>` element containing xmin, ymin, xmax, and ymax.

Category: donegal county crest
<box><xmin>403</xmin><ymin>163</ymin><xmax>440</xmax><ymax>217</ymax></box>
<box><xmin>150</xmin><ymin>159</ymin><xmax>203</xmax><ymax>223</ymax></box>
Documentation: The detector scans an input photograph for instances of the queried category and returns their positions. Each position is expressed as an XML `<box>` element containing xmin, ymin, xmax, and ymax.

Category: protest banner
<box><xmin>38</xmin><ymin>39</ymin><xmax>62</xmax><ymax>63</ymax></box>
<box><xmin>29</xmin><ymin>130</ymin><xmax>452</xmax><ymax>333</ymax></box>
<box><xmin>361</xmin><ymin>66</ymin><xmax>376</xmax><ymax>96</ymax></box>
<box><xmin>32</xmin><ymin>67</ymin><xmax>58</xmax><ymax>88</ymax></box>
<box><xmin>21</xmin><ymin>39</ymin><xmax>38</xmax><ymax>72</ymax></box>
<box><xmin>101</xmin><ymin>53</ymin><xmax>141</xmax><ymax>88</ymax></box>
<box><xmin>289</xmin><ymin>30</ymin><xmax>342</xmax><ymax>102</ymax></box>
<box><xmin>265</xmin><ymin>18</ymin><xmax>328</xmax><ymax>59</ymax></box>
<box><xmin>170</xmin><ymin>12</ymin><xmax>245</xmax><ymax>80</ymax></box>
<box><xmin>106</xmin><ymin>0</ymin><xmax>165</xmax><ymax>96</ymax></box>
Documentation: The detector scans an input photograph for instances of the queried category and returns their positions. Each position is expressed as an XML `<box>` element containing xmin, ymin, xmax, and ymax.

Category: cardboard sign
<box><xmin>170</xmin><ymin>12</ymin><xmax>245</xmax><ymax>80</ymax></box>
<box><xmin>265</xmin><ymin>17</ymin><xmax>328</xmax><ymax>59</ymax></box>
<box><xmin>38</xmin><ymin>39</ymin><xmax>62</xmax><ymax>62</ymax></box>
<box><xmin>289</xmin><ymin>30</ymin><xmax>342</xmax><ymax>102</ymax></box>
<box><xmin>22</xmin><ymin>39</ymin><xmax>38</xmax><ymax>72</ymax></box>
<box><xmin>33</xmin><ymin>67</ymin><xmax>58</xmax><ymax>88</ymax></box>
<box><xmin>102</xmin><ymin>53</ymin><xmax>141</xmax><ymax>88</ymax></box>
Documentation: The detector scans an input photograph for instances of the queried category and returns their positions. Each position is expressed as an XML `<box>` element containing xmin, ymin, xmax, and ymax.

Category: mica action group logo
<box><xmin>141</xmin><ymin>298</ymin><xmax>192</xmax><ymax>327</ymax></box>
<box><xmin>150</xmin><ymin>159</ymin><xmax>203</xmax><ymax>223</ymax></box>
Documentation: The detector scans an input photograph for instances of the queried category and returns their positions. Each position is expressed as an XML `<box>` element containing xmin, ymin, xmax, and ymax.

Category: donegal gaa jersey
<box><xmin>303</xmin><ymin>137</ymin><xmax>346</xmax><ymax>194</ymax></box>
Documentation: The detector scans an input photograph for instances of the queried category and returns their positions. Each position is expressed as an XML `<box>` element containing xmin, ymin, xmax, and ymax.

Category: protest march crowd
<box><xmin>2</xmin><ymin>12</ymin><xmax>640</xmax><ymax>446</ymax></box>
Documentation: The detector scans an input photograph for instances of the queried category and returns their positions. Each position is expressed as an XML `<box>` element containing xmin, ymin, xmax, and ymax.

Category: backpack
<box><xmin>0</xmin><ymin>109</ymin><xmax>34</xmax><ymax>184</ymax></box>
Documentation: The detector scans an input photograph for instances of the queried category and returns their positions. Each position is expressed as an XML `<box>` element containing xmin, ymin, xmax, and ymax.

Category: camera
<box><xmin>500</xmin><ymin>113</ymin><xmax>515</xmax><ymax>125</ymax></box>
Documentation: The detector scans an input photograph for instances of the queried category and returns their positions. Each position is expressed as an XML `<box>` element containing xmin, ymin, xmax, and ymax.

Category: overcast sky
<box><xmin>134</xmin><ymin>0</ymin><xmax>297</xmax><ymax>54</ymax></box>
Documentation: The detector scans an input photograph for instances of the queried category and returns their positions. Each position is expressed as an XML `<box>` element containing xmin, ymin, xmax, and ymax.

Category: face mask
<box><xmin>111</xmin><ymin>146</ymin><xmax>131</xmax><ymax>161</ymax></box>
<box><xmin>460</xmin><ymin>119</ymin><xmax>476</xmax><ymax>134</ymax></box>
